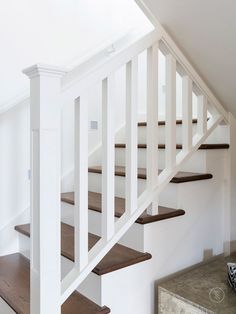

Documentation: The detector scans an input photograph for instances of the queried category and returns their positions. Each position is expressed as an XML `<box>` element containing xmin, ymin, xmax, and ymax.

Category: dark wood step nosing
<box><xmin>61</xmin><ymin>194</ymin><xmax>185</xmax><ymax>225</ymax></box>
<box><xmin>137</xmin><ymin>209</ymin><xmax>185</xmax><ymax>224</ymax></box>
<box><xmin>93</xmin><ymin>253</ymin><xmax>152</xmax><ymax>275</ymax></box>
<box><xmin>100</xmin><ymin>306</ymin><xmax>111</xmax><ymax>314</ymax></box>
<box><xmin>171</xmin><ymin>173</ymin><xmax>213</xmax><ymax>183</ymax></box>
<box><xmin>115</xmin><ymin>143</ymin><xmax>230</xmax><ymax>150</ymax></box>
<box><xmin>137</xmin><ymin>118</ymin><xmax>212</xmax><ymax>127</ymax></box>
<box><xmin>15</xmin><ymin>225</ymin><xmax>152</xmax><ymax>276</ymax></box>
<box><xmin>88</xmin><ymin>167</ymin><xmax>213</xmax><ymax>183</ymax></box>
<box><xmin>138</xmin><ymin>119</ymin><xmax>198</xmax><ymax>126</ymax></box>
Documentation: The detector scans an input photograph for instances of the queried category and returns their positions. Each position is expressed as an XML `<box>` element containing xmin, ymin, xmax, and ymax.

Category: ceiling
<box><xmin>139</xmin><ymin>0</ymin><xmax>236</xmax><ymax>116</ymax></box>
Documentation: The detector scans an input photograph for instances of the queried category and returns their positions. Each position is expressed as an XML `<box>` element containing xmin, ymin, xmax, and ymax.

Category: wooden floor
<box><xmin>0</xmin><ymin>253</ymin><xmax>110</xmax><ymax>314</ymax></box>
<box><xmin>15</xmin><ymin>223</ymin><xmax>152</xmax><ymax>275</ymax></box>
<box><xmin>61</xmin><ymin>191</ymin><xmax>185</xmax><ymax>224</ymax></box>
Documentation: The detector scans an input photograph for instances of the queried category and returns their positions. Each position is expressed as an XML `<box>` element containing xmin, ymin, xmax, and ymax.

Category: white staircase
<box><xmin>0</xmin><ymin>7</ymin><xmax>233</xmax><ymax>314</ymax></box>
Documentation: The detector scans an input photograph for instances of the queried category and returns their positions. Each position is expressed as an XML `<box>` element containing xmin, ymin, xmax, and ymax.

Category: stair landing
<box><xmin>158</xmin><ymin>253</ymin><xmax>236</xmax><ymax>314</ymax></box>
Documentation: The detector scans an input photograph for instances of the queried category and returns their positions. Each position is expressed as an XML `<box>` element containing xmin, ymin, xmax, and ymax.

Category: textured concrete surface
<box><xmin>158</xmin><ymin>254</ymin><xmax>236</xmax><ymax>314</ymax></box>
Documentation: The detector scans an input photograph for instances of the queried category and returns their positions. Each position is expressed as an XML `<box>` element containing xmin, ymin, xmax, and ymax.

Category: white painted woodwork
<box><xmin>146</xmin><ymin>43</ymin><xmax>159</xmax><ymax>215</ymax></box>
<box><xmin>23</xmin><ymin>64</ymin><xmax>66</xmax><ymax>314</ymax></box>
<box><xmin>102</xmin><ymin>76</ymin><xmax>115</xmax><ymax>240</ymax></box>
<box><xmin>22</xmin><ymin>147</ymin><xmax>227</xmax><ymax>314</ymax></box>
<box><xmin>165</xmin><ymin>54</ymin><xmax>177</xmax><ymax>169</ymax></box>
<box><xmin>125</xmin><ymin>57</ymin><xmax>138</xmax><ymax>215</ymax></box>
<box><xmin>197</xmin><ymin>95</ymin><xmax>207</xmax><ymax>135</ymax></box>
<box><xmin>61</xmin><ymin>33</ymin><xmax>225</xmax><ymax>304</ymax></box>
<box><xmin>22</xmin><ymin>16</ymin><xmax>230</xmax><ymax>310</ymax></box>
<box><xmin>182</xmin><ymin>76</ymin><xmax>193</xmax><ymax>151</ymax></box>
<box><xmin>74</xmin><ymin>96</ymin><xmax>88</xmax><ymax>271</ymax></box>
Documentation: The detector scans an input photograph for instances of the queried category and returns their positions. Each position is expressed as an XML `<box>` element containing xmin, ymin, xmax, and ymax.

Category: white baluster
<box><xmin>182</xmin><ymin>76</ymin><xmax>193</xmax><ymax>151</ymax></box>
<box><xmin>165</xmin><ymin>54</ymin><xmax>177</xmax><ymax>169</ymax></box>
<box><xmin>146</xmin><ymin>43</ymin><xmax>159</xmax><ymax>215</ymax></box>
<box><xmin>197</xmin><ymin>95</ymin><xmax>207</xmax><ymax>135</ymax></box>
<box><xmin>126</xmin><ymin>57</ymin><xmax>138</xmax><ymax>215</ymax></box>
<box><xmin>23</xmin><ymin>64</ymin><xmax>66</xmax><ymax>314</ymax></box>
<box><xmin>74</xmin><ymin>96</ymin><xmax>88</xmax><ymax>271</ymax></box>
<box><xmin>102</xmin><ymin>76</ymin><xmax>115</xmax><ymax>240</ymax></box>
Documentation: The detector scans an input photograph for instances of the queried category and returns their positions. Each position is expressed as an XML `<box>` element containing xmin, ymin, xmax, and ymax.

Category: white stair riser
<box><xmin>116</xmin><ymin>124</ymin><xmax>229</xmax><ymax>144</ymax></box>
<box><xmin>88</xmin><ymin>172</ymin><xmax>179</xmax><ymax>208</ymax></box>
<box><xmin>116</xmin><ymin>123</ymin><xmax>196</xmax><ymax>144</ymax></box>
<box><xmin>18</xmin><ymin>233</ymin><xmax>152</xmax><ymax>314</ymax></box>
<box><xmin>61</xmin><ymin>202</ymin><xmax>145</xmax><ymax>252</ymax></box>
<box><xmin>115</xmin><ymin>148</ymin><xmax>207</xmax><ymax>172</ymax></box>
<box><xmin>0</xmin><ymin>298</ymin><xmax>15</xmax><ymax>314</ymax></box>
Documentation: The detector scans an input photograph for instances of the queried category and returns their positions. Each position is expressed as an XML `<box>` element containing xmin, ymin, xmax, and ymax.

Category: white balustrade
<box><xmin>23</xmin><ymin>27</ymin><xmax>228</xmax><ymax>313</ymax></box>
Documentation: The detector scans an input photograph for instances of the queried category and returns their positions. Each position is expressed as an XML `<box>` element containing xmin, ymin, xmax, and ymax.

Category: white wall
<box><xmin>0</xmin><ymin>99</ymin><xmax>30</xmax><ymax>255</ymax></box>
<box><xmin>0</xmin><ymin>0</ymin><xmax>151</xmax><ymax>110</ymax></box>
<box><xmin>136</xmin><ymin>0</ymin><xmax>236</xmax><ymax>116</ymax></box>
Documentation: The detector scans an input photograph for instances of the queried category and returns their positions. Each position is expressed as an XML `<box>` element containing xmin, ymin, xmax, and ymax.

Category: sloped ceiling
<box><xmin>139</xmin><ymin>0</ymin><xmax>236</xmax><ymax>116</ymax></box>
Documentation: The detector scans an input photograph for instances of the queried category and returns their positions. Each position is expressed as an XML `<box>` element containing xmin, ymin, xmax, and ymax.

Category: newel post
<box><xmin>23</xmin><ymin>64</ymin><xmax>66</xmax><ymax>314</ymax></box>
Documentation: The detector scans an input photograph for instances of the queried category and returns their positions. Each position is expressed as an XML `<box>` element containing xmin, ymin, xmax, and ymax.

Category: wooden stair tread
<box><xmin>0</xmin><ymin>253</ymin><xmax>110</xmax><ymax>314</ymax></box>
<box><xmin>115</xmin><ymin>143</ymin><xmax>230</xmax><ymax>150</ymax></box>
<box><xmin>61</xmin><ymin>191</ymin><xmax>185</xmax><ymax>224</ymax></box>
<box><xmin>138</xmin><ymin>119</ymin><xmax>199</xmax><ymax>126</ymax></box>
<box><xmin>15</xmin><ymin>223</ymin><xmax>152</xmax><ymax>276</ymax></box>
<box><xmin>88</xmin><ymin>166</ymin><xmax>213</xmax><ymax>183</ymax></box>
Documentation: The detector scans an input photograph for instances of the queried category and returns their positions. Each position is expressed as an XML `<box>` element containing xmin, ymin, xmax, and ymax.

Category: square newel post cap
<box><xmin>23</xmin><ymin>63</ymin><xmax>68</xmax><ymax>79</ymax></box>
